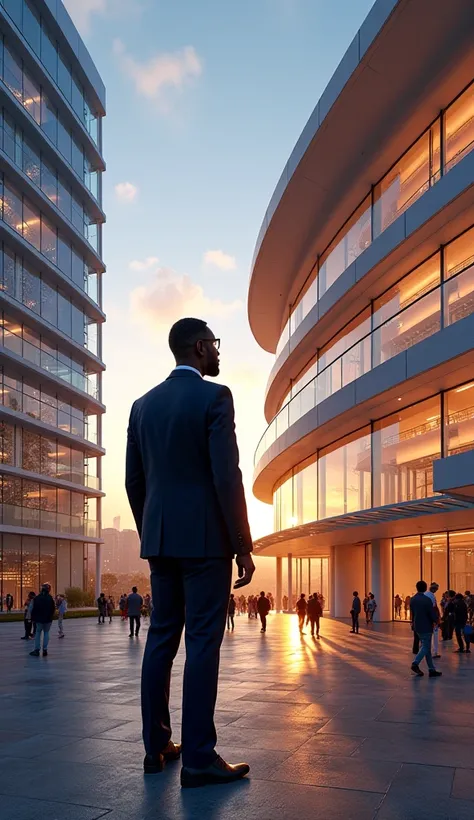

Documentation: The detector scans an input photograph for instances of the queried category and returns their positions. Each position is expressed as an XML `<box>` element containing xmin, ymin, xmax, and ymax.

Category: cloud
<box><xmin>63</xmin><ymin>0</ymin><xmax>107</xmax><ymax>33</ymax></box>
<box><xmin>129</xmin><ymin>257</ymin><xmax>159</xmax><ymax>272</ymax></box>
<box><xmin>130</xmin><ymin>266</ymin><xmax>242</xmax><ymax>329</ymax></box>
<box><xmin>113</xmin><ymin>40</ymin><xmax>202</xmax><ymax>110</ymax></box>
<box><xmin>115</xmin><ymin>182</ymin><xmax>138</xmax><ymax>203</ymax></box>
<box><xmin>203</xmin><ymin>249</ymin><xmax>237</xmax><ymax>271</ymax></box>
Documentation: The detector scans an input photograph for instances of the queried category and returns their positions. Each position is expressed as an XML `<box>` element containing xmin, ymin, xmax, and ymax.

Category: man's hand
<box><xmin>234</xmin><ymin>553</ymin><xmax>255</xmax><ymax>589</ymax></box>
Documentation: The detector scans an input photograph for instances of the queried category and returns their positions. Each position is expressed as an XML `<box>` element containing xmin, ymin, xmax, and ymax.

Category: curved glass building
<box><xmin>0</xmin><ymin>0</ymin><xmax>105</xmax><ymax>608</ymax></box>
<box><xmin>249</xmin><ymin>0</ymin><xmax>474</xmax><ymax>620</ymax></box>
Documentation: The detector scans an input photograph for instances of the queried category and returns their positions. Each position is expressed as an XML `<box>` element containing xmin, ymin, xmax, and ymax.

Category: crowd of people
<box><xmin>410</xmin><ymin>583</ymin><xmax>474</xmax><ymax>677</ymax></box>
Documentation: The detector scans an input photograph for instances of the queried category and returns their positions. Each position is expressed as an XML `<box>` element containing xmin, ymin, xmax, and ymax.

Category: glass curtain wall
<box><xmin>274</xmin><ymin>80</ymin><xmax>474</xmax><ymax>354</ymax></box>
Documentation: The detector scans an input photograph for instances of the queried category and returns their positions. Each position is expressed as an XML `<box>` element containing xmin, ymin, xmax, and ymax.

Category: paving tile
<box><xmin>297</xmin><ymin>733</ymin><xmax>366</xmax><ymax>756</ymax></box>
<box><xmin>376</xmin><ymin>795</ymin><xmax>474</xmax><ymax>819</ymax></box>
<box><xmin>0</xmin><ymin>795</ymin><xmax>110</xmax><ymax>820</ymax></box>
<box><xmin>452</xmin><ymin>768</ymin><xmax>474</xmax><ymax>801</ymax></box>
<box><xmin>270</xmin><ymin>752</ymin><xmax>400</xmax><ymax>792</ymax></box>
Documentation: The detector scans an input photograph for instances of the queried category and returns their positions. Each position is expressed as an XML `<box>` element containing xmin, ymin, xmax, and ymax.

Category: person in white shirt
<box><xmin>57</xmin><ymin>595</ymin><xmax>68</xmax><ymax>638</ymax></box>
<box><xmin>424</xmin><ymin>582</ymin><xmax>440</xmax><ymax>658</ymax></box>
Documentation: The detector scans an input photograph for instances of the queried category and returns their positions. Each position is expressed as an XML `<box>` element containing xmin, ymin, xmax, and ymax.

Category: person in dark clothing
<box><xmin>350</xmin><ymin>591</ymin><xmax>361</xmax><ymax>634</ymax></box>
<box><xmin>227</xmin><ymin>594</ymin><xmax>236</xmax><ymax>631</ymax></box>
<box><xmin>128</xmin><ymin>587</ymin><xmax>144</xmax><ymax>637</ymax></box>
<box><xmin>257</xmin><ymin>592</ymin><xmax>271</xmax><ymax>633</ymax></box>
<box><xmin>29</xmin><ymin>584</ymin><xmax>55</xmax><ymax>657</ymax></box>
<box><xmin>97</xmin><ymin>592</ymin><xmax>107</xmax><ymax>624</ymax></box>
<box><xmin>21</xmin><ymin>591</ymin><xmax>36</xmax><ymax>640</ymax></box>
<box><xmin>410</xmin><ymin>581</ymin><xmax>441</xmax><ymax>677</ymax></box>
<box><xmin>5</xmin><ymin>593</ymin><xmax>14</xmax><ymax>612</ymax></box>
<box><xmin>296</xmin><ymin>594</ymin><xmax>307</xmax><ymax>633</ymax></box>
<box><xmin>307</xmin><ymin>593</ymin><xmax>323</xmax><ymax>638</ymax></box>
<box><xmin>126</xmin><ymin>318</ymin><xmax>254</xmax><ymax>788</ymax></box>
<box><xmin>441</xmin><ymin>590</ymin><xmax>456</xmax><ymax>641</ymax></box>
<box><xmin>450</xmin><ymin>593</ymin><xmax>471</xmax><ymax>653</ymax></box>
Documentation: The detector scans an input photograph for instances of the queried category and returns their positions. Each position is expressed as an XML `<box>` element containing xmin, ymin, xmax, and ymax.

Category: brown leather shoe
<box><xmin>181</xmin><ymin>755</ymin><xmax>250</xmax><ymax>788</ymax></box>
<box><xmin>144</xmin><ymin>741</ymin><xmax>181</xmax><ymax>774</ymax></box>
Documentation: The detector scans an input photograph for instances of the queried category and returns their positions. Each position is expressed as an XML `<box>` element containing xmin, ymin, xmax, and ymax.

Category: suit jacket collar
<box><xmin>167</xmin><ymin>368</ymin><xmax>203</xmax><ymax>380</ymax></box>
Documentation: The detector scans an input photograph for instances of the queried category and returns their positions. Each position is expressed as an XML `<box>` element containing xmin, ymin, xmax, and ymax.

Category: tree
<box><xmin>101</xmin><ymin>573</ymin><xmax>118</xmax><ymax>594</ymax></box>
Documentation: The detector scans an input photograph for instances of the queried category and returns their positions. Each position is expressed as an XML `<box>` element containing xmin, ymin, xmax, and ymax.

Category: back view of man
<box><xmin>126</xmin><ymin>318</ymin><xmax>255</xmax><ymax>788</ymax></box>
<box><xmin>296</xmin><ymin>594</ymin><xmax>307</xmax><ymax>633</ymax></box>
<box><xmin>29</xmin><ymin>584</ymin><xmax>55</xmax><ymax>657</ymax></box>
<box><xmin>257</xmin><ymin>591</ymin><xmax>271</xmax><ymax>633</ymax></box>
<box><xmin>127</xmin><ymin>586</ymin><xmax>143</xmax><ymax>637</ymax></box>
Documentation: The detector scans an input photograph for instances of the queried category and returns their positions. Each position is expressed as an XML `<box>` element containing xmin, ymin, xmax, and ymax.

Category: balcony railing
<box><xmin>255</xmin><ymin>262</ymin><xmax>474</xmax><ymax>465</ymax></box>
<box><xmin>1</xmin><ymin>324</ymin><xmax>99</xmax><ymax>399</ymax></box>
<box><xmin>1</xmin><ymin>503</ymin><xmax>99</xmax><ymax>537</ymax></box>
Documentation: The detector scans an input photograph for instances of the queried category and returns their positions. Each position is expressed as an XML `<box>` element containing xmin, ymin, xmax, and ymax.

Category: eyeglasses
<box><xmin>199</xmin><ymin>338</ymin><xmax>220</xmax><ymax>351</ymax></box>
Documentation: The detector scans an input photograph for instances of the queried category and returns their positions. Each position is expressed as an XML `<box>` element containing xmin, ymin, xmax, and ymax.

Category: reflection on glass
<box><xmin>444</xmin><ymin>382</ymin><xmax>474</xmax><ymax>456</ymax></box>
<box><xmin>449</xmin><ymin>531</ymin><xmax>474</xmax><ymax>593</ymax></box>
<box><xmin>318</xmin><ymin>428</ymin><xmax>371</xmax><ymax>519</ymax></box>
<box><xmin>422</xmin><ymin>533</ymin><xmax>447</xmax><ymax>591</ymax></box>
<box><xmin>393</xmin><ymin>536</ymin><xmax>420</xmax><ymax>611</ymax></box>
<box><xmin>445</xmin><ymin>84</ymin><xmax>474</xmax><ymax>173</ymax></box>
<box><xmin>372</xmin><ymin>396</ymin><xmax>440</xmax><ymax>507</ymax></box>
<box><xmin>374</xmin><ymin>132</ymin><xmax>430</xmax><ymax>238</ymax></box>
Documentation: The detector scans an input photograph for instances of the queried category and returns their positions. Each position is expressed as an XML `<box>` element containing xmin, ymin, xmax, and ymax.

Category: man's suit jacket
<box><xmin>125</xmin><ymin>369</ymin><xmax>253</xmax><ymax>559</ymax></box>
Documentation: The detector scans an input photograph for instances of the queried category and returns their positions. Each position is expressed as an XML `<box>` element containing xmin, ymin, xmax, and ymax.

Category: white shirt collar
<box><xmin>174</xmin><ymin>365</ymin><xmax>203</xmax><ymax>378</ymax></box>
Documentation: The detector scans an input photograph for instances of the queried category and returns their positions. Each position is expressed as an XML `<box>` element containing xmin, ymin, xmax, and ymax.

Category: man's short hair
<box><xmin>353</xmin><ymin>591</ymin><xmax>358</xmax><ymax>596</ymax></box>
<box><xmin>416</xmin><ymin>580</ymin><xmax>427</xmax><ymax>592</ymax></box>
<box><xmin>430</xmin><ymin>583</ymin><xmax>439</xmax><ymax>591</ymax></box>
<box><xmin>132</xmin><ymin>586</ymin><xmax>137</xmax><ymax>593</ymax></box>
<box><xmin>169</xmin><ymin>318</ymin><xmax>209</xmax><ymax>358</ymax></box>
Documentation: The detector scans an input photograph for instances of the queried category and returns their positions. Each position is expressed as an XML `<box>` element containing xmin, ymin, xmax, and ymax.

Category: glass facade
<box><xmin>0</xmin><ymin>1</ymin><xmax>101</xmax><ymax>147</ymax></box>
<box><xmin>0</xmin><ymin>8</ymin><xmax>104</xmax><ymax>600</ymax></box>
<box><xmin>393</xmin><ymin>530</ymin><xmax>474</xmax><ymax>618</ymax></box>
<box><xmin>0</xmin><ymin>532</ymin><xmax>86</xmax><ymax>607</ymax></box>
<box><xmin>274</xmin><ymin>80</ymin><xmax>474</xmax><ymax>356</ymax></box>
<box><xmin>272</xmin><ymin>385</ymin><xmax>474</xmax><ymax>532</ymax></box>
<box><xmin>256</xmin><ymin>225</ymin><xmax>474</xmax><ymax>464</ymax></box>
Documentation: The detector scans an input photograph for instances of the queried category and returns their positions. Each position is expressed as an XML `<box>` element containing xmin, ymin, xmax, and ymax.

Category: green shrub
<box><xmin>64</xmin><ymin>587</ymin><xmax>85</xmax><ymax>607</ymax></box>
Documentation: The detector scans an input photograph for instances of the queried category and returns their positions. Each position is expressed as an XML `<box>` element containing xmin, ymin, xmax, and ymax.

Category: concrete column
<box><xmin>95</xmin><ymin>543</ymin><xmax>102</xmax><ymax>600</ymax></box>
<box><xmin>333</xmin><ymin>544</ymin><xmax>366</xmax><ymax>618</ymax></box>
<box><xmin>370</xmin><ymin>539</ymin><xmax>392</xmax><ymax>622</ymax></box>
<box><xmin>329</xmin><ymin>546</ymin><xmax>336</xmax><ymax>617</ymax></box>
<box><xmin>276</xmin><ymin>557</ymin><xmax>282</xmax><ymax>612</ymax></box>
<box><xmin>287</xmin><ymin>553</ymin><xmax>293</xmax><ymax>611</ymax></box>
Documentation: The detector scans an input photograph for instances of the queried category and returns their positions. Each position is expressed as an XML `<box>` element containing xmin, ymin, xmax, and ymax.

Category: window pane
<box><xmin>72</xmin><ymin>305</ymin><xmax>85</xmax><ymax>344</ymax></box>
<box><xmin>57</xmin><ymin>540</ymin><xmax>71</xmax><ymax>592</ymax></box>
<box><xmin>23</xmin><ymin>1</ymin><xmax>41</xmax><ymax>56</ymax></box>
<box><xmin>2</xmin><ymin>110</ymin><xmax>16</xmax><ymax>162</ymax></box>
<box><xmin>23</xmin><ymin>139</ymin><xmax>41</xmax><ymax>187</ymax></box>
<box><xmin>449</xmin><ymin>531</ymin><xmax>474</xmax><ymax>593</ymax></box>
<box><xmin>58</xmin><ymin>234</ymin><xmax>72</xmax><ymax>277</ymax></box>
<box><xmin>444</xmin><ymin>228</ymin><xmax>474</xmax><ymax>327</ymax></box>
<box><xmin>22</xmin><ymin>430</ymin><xmax>41</xmax><ymax>472</ymax></box>
<box><xmin>3</xmin><ymin>182</ymin><xmax>23</xmax><ymax>233</ymax></box>
<box><xmin>71</xmin><ymin>77</ymin><xmax>84</xmax><ymax>120</ymax></box>
<box><xmin>374</xmin><ymin>132</ymin><xmax>430</xmax><ymax>237</ymax></box>
<box><xmin>318</xmin><ymin>428</ymin><xmax>371</xmax><ymax>518</ymax></box>
<box><xmin>445</xmin><ymin>85</ymin><xmax>474</xmax><ymax>173</ymax></box>
<box><xmin>22</xmin><ymin>536</ymin><xmax>40</xmax><ymax>595</ymax></box>
<box><xmin>23</xmin><ymin>71</ymin><xmax>41</xmax><ymax>125</ymax></box>
<box><xmin>2</xmin><ymin>534</ymin><xmax>22</xmax><ymax>608</ymax></box>
<box><xmin>57</xmin><ymin>120</ymin><xmax>71</xmax><ymax>163</ymax></box>
<box><xmin>41</xmin><ymin>217</ymin><xmax>57</xmax><ymax>264</ymax></box>
<box><xmin>40</xmin><ymin>436</ymin><xmax>57</xmax><ymax>475</ymax></box>
<box><xmin>3</xmin><ymin>46</ymin><xmax>22</xmax><ymax>103</ymax></box>
<box><xmin>0</xmin><ymin>421</ymin><xmax>15</xmax><ymax>464</ymax></box>
<box><xmin>41</xmin><ymin>279</ymin><xmax>57</xmax><ymax>325</ymax></box>
<box><xmin>4</xmin><ymin>0</ymin><xmax>22</xmax><ymax>28</ymax></box>
<box><xmin>39</xmin><ymin>538</ymin><xmax>56</xmax><ymax>593</ymax></box>
<box><xmin>41</xmin><ymin>27</ymin><xmax>57</xmax><ymax>81</ymax></box>
<box><xmin>58</xmin><ymin>52</ymin><xmax>72</xmax><ymax>101</ymax></box>
<box><xmin>22</xmin><ymin>264</ymin><xmax>40</xmax><ymax>313</ymax></box>
<box><xmin>41</xmin><ymin>159</ymin><xmax>57</xmax><ymax>204</ymax></box>
<box><xmin>72</xmin><ymin>249</ymin><xmax>85</xmax><ymax>288</ymax></box>
<box><xmin>23</xmin><ymin>200</ymin><xmax>41</xmax><ymax>250</ymax></box>
<box><xmin>41</xmin><ymin>95</ymin><xmax>57</xmax><ymax>144</ymax></box>
<box><xmin>71</xmin><ymin>542</ymin><xmax>84</xmax><ymax>588</ymax></box>
<box><xmin>294</xmin><ymin>457</ymin><xmax>318</xmax><ymax>525</ymax></box>
<box><xmin>57</xmin><ymin>178</ymin><xmax>72</xmax><ymax>220</ymax></box>
<box><xmin>445</xmin><ymin>227</ymin><xmax>474</xmax><ymax>278</ymax></box>
<box><xmin>445</xmin><ymin>382</ymin><xmax>474</xmax><ymax>456</ymax></box>
<box><xmin>58</xmin><ymin>292</ymin><xmax>72</xmax><ymax>336</ymax></box>
<box><xmin>319</xmin><ymin>197</ymin><xmax>371</xmax><ymax>297</ymax></box>
<box><xmin>422</xmin><ymin>533</ymin><xmax>447</xmax><ymax>592</ymax></box>
<box><xmin>372</xmin><ymin>256</ymin><xmax>441</xmax><ymax>366</ymax></box>
<box><xmin>393</xmin><ymin>536</ymin><xmax>420</xmax><ymax>612</ymax></box>
<box><xmin>373</xmin><ymin>396</ymin><xmax>441</xmax><ymax>506</ymax></box>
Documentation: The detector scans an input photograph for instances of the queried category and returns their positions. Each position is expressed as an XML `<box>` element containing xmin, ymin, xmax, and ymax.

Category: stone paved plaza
<box><xmin>1</xmin><ymin>613</ymin><xmax>474</xmax><ymax>819</ymax></box>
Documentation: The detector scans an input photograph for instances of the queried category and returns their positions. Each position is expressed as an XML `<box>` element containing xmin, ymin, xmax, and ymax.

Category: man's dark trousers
<box><xmin>142</xmin><ymin>556</ymin><xmax>232</xmax><ymax>769</ymax></box>
<box><xmin>311</xmin><ymin>616</ymin><xmax>321</xmax><ymax>636</ymax></box>
<box><xmin>259</xmin><ymin>613</ymin><xmax>267</xmax><ymax>632</ymax></box>
<box><xmin>351</xmin><ymin>612</ymin><xmax>359</xmax><ymax>633</ymax></box>
<box><xmin>129</xmin><ymin>615</ymin><xmax>140</xmax><ymax>636</ymax></box>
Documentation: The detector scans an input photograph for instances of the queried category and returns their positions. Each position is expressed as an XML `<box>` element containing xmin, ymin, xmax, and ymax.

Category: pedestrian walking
<box><xmin>394</xmin><ymin>594</ymin><xmax>403</xmax><ymax>619</ymax></box>
<box><xmin>404</xmin><ymin>595</ymin><xmax>411</xmax><ymax>620</ymax></box>
<box><xmin>57</xmin><ymin>595</ymin><xmax>67</xmax><ymax>638</ymax></box>
<box><xmin>29</xmin><ymin>584</ymin><xmax>55</xmax><ymax>657</ymax></box>
<box><xmin>410</xmin><ymin>581</ymin><xmax>441</xmax><ymax>677</ymax></box>
<box><xmin>97</xmin><ymin>592</ymin><xmax>107</xmax><ymax>624</ymax></box>
<box><xmin>367</xmin><ymin>593</ymin><xmax>377</xmax><ymax>623</ymax></box>
<box><xmin>307</xmin><ymin>592</ymin><xmax>323</xmax><ymax>637</ymax></box>
<box><xmin>425</xmin><ymin>583</ymin><xmax>441</xmax><ymax>658</ymax></box>
<box><xmin>296</xmin><ymin>593</ymin><xmax>307</xmax><ymax>633</ymax></box>
<box><xmin>350</xmin><ymin>591</ymin><xmax>361</xmax><ymax>634</ymax></box>
<box><xmin>451</xmin><ymin>593</ymin><xmax>471</xmax><ymax>653</ymax></box>
<box><xmin>257</xmin><ymin>591</ymin><xmax>271</xmax><ymax>633</ymax></box>
<box><xmin>227</xmin><ymin>594</ymin><xmax>236</xmax><ymax>631</ymax></box>
<box><xmin>283</xmin><ymin>594</ymin><xmax>288</xmax><ymax>611</ymax></box>
<box><xmin>5</xmin><ymin>593</ymin><xmax>14</xmax><ymax>612</ymax></box>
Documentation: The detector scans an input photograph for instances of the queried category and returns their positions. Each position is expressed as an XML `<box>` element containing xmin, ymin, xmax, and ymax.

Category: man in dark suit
<box><xmin>410</xmin><ymin>580</ymin><xmax>442</xmax><ymax>678</ymax></box>
<box><xmin>126</xmin><ymin>317</ymin><xmax>255</xmax><ymax>788</ymax></box>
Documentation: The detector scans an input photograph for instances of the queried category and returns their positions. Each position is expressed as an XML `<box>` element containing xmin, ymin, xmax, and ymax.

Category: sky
<box><xmin>63</xmin><ymin>0</ymin><xmax>375</xmax><ymax>538</ymax></box>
